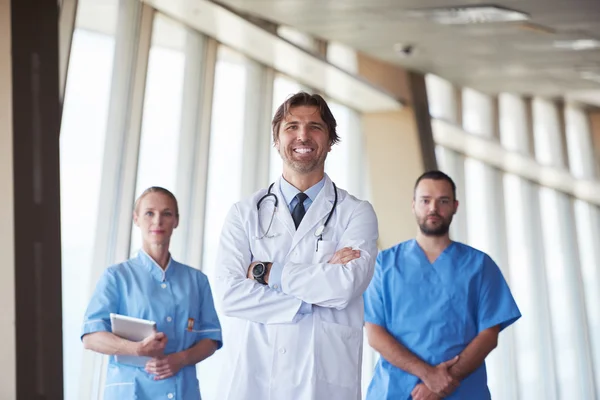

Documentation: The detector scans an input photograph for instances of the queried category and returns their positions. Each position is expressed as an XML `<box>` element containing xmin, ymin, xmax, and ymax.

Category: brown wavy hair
<box><xmin>271</xmin><ymin>92</ymin><xmax>340</xmax><ymax>146</ymax></box>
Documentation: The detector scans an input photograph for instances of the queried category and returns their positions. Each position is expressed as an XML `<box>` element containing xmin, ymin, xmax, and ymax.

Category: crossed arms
<box><xmin>365</xmin><ymin>322</ymin><xmax>500</xmax><ymax>399</ymax></box>
<box><xmin>215</xmin><ymin>201</ymin><xmax>378</xmax><ymax>324</ymax></box>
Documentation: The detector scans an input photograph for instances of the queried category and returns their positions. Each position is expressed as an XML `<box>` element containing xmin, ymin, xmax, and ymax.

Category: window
<box><xmin>532</xmin><ymin>99</ymin><xmax>566</xmax><ymax>168</ymax></box>
<box><xmin>503</xmin><ymin>174</ymin><xmax>552</xmax><ymax>399</ymax></box>
<box><xmin>462</xmin><ymin>88</ymin><xmax>494</xmax><ymax>137</ymax></box>
<box><xmin>130</xmin><ymin>13</ymin><xmax>187</xmax><ymax>257</ymax></box>
<box><xmin>325</xmin><ymin>101</ymin><xmax>353</xmax><ymax>191</ymax></box>
<box><xmin>269</xmin><ymin>75</ymin><xmax>303</xmax><ymax>183</ymax></box>
<box><xmin>60</xmin><ymin>2</ymin><xmax>118</xmax><ymax>399</ymax></box>
<box><xmin>197</xmin><ymin>46</ymin><xmax>248</xmax><ymax>399</ymax></box>
<box><xmin>565</xmin><ymin>105</ymin><xmax>595</xmax><ymax>179</ymax></box>
<box><xmin>536</xmin><ymin>179</ymin><xmax>595</xmax><ymax>400</ymax></box>
<box><xmin>573</xmin><ymin>199</ymin><xmax>600</xmax><ymax>393</ymax></box>
<box><xmin>425</xmin><ymin>74</ymin><xmax>459</xmax><ymax>124</ymax></box>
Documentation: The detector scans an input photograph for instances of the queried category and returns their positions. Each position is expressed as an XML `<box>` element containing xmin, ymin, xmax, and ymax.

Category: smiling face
<box><xmin>413</xmin><ymin>178</ymin><xmax>459</xmax><ymax>237</ymax></box>
<box><xmin>133</xmin><ymin>191</ymin><xmax>179</xmax><ymax>248</ymax></box>
<box><xmin>275</xmin><ymin>105</ymin><xmax>331</xmax><ymax>176</ymax></box>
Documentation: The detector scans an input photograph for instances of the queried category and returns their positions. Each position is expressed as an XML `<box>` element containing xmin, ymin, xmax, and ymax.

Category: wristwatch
<box><xmin>252</xmin><ymin>262</ymin><xmax>269</xmax><ymax>285</ymax></box>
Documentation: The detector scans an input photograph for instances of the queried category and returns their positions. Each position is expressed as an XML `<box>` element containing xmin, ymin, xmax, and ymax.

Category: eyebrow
<box><xmin>419</xmin><ymin>195</ymin><xmax>451</xmax><ymax>199</ymax></box>
<box><xmin>283</xmin><ymin>120</ymin><xmax>325</xmax><ymax>127</ymax></box>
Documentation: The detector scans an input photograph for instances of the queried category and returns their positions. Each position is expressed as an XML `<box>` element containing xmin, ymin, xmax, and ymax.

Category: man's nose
<box><xmin>296</xmin><ymin>125</ymin><xmax>309</xmax><ymax>140</ymax></box>
<box><xmin>429</xmin><ymin>201</ymin><xmax>439</xmax><ymax>212</ymax></box>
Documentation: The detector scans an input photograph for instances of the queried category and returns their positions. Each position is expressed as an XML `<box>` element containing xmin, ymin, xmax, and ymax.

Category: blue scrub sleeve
<box><xmin>363</xmin><ymin>252</ymin><xmax>386</xmax><ymax>327</ymax></box>
<box><xmin>197</xmin><ymin>277</ymin><xmax>224</xmax><ymax>349</ymax></box>
<box><xmin>81</xmin><ymin>268</ymin><xmax>120</xmax><ymax>339</ymax></box>
<box><xmin>477</xmin><ymin>255</ymin><xmax>522</xmax><ymax>333</ymax></box>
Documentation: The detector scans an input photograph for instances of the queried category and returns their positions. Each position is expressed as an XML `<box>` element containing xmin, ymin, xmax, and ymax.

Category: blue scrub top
<box><xmin>81</xmin><ymin>250</ymin><xmax>223</xmax><ymax>400</ymax></box>
<box><xmin>363</xmin><ymin>240</ymin><xmax>521</xmax><ymax>400</ymax></box>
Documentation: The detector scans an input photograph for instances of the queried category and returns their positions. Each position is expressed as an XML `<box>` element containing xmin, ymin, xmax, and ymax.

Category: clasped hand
<box><xmin>134</xmin><ymin>331</ymin><xmax>182</xmax><ymax>381</ymax></box>
<box><xmin>412</xmin><ymin>356</ymin><xmax>460</xmax><ymax>399</ymax></box>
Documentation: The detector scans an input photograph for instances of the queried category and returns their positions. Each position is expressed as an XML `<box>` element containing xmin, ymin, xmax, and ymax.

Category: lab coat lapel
<box><xmin>291</xmin><ymin>175</ymin><xmax>335</xmax><ymax>251</ymax></box>
<box><xmin>273</xmin><ymin>177</ymin><xmax>296</xmax><ymax>238</ymax></box>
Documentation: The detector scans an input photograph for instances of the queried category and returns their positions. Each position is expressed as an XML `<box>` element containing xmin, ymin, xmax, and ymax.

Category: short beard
<box><xmin>417</xmin><ymin>214</ymin><xmax>453</xmax><ymax>237</ymax></box>
<box><xmin>419</xmin><ymin>221</ymin><xmax>450</xmax><ymax>236</ymax></box>
<box><xmin>286</xmin><ymin>159</ymin><xmax>321</xmax><ymax>174</ymax></box>
<box><xmin>280</xmin><ymin>146</ymin><xmax>327</xmax><ymax>174</ymax></box>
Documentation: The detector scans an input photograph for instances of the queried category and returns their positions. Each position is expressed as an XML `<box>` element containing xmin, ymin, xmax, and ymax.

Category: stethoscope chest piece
<box><xmin>314</xmin><ymin>225</ymin><xmax>325</xmax><ymax>237</ymax></box>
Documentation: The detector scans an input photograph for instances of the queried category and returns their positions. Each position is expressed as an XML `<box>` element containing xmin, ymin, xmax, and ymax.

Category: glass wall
<box><xmin>269</xmin><ymin>75</ymin><xmax>303</xmax><ymax>183</ymax></box>
<box><xmin>198</xmin><ymin>46</ymin><xmax>249</xmax><ymax>399</ymax></box>
<box><xmin>428</xmin><ymin>74</ymin><xmax>600</xmax><ymax>400</ymax></box>
<box><xmin>59</xmin><ymin>0</ymin><xmax>118</xmax><ymax>398</ymax></box>
<box><xmin>130</xmin><ymin>13</ymin><xmax>187</xmax><ymax>257</ymax></box>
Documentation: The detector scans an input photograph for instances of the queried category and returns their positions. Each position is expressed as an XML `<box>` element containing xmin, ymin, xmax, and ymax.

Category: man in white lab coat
<box><xmin>214</xmin><ymin>92</ymin><xmax>379</xmax><ymax>400</ymax></box>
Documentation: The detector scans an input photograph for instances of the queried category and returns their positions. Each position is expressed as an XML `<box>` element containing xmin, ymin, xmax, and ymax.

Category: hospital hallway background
<box><xmin>1</xmin><ymin>0</ymin><xmax>600</xmax><ymax>399</ymax></box>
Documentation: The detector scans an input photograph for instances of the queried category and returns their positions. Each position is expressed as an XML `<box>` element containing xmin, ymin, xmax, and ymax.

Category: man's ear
<box><xmin>132</xmin><ymin>211</ymin><xmax>139</xmax><ymax>227</ymax></box>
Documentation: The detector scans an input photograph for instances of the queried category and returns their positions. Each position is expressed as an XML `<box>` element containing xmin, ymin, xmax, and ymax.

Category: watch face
<box><xmin>252</xmin><ymin>263</ymin><xmax>265</xmax><ymax>277</ymax></box>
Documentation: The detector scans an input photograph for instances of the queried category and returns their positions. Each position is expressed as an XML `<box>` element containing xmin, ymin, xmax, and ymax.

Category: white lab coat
<box><xmin>214</xmin><ymin>174</ymin><xmax>379</xmax><ymax>400</ymax></box>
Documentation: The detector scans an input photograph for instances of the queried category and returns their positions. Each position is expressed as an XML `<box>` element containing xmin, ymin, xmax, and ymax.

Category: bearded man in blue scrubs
<box><xmin>363</xmin><ymin>170</ymin><xmax>521</xmax><ymax>400</ymax></box>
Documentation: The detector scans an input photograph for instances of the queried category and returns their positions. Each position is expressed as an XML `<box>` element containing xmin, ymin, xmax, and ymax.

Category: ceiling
<box><xmin>212</xmin><ymin>0</ymin><xmax>600</xmax><ymax>97</ymax></box>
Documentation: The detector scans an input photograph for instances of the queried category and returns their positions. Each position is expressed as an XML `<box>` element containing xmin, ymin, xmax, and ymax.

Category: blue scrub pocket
<box><xmin>103</xmin><ymin>382</ymin><xmax>137</xmax><ymax>400</ymax></box>
<box><xmin>183</xmin><ymin>319</ymin><xmax>206</xmax><ymax>348</ymax></box>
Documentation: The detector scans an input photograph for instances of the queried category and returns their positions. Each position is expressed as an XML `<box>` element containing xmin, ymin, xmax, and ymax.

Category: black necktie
<box><xmin>291</xmin><ymin>193</ymin><xmax>308</xmax><ymax>229</ymax></box>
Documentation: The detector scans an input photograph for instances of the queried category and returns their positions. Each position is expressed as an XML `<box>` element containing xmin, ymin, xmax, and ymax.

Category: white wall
<box><xmin>0</xmin><ymin>0</ymin><xmax>16</xmax><ymax>398</ymax></box>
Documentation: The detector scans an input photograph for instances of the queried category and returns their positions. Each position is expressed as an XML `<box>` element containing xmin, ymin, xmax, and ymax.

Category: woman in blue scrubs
<box><xmin>81</xmin><ymin>187</ymin><xmax>222</xmax><ymax>400</ymax></box>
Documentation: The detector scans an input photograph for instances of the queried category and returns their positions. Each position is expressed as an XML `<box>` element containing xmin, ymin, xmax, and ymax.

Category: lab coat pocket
<box><xmin>315</xmin><ymin>320</ymin><xmax>362</xmax><ymax>388</ymax></box>
<box><xmin>103</xmin><ymin>382</ymin><xmax>137</xmax><ymax>400</ymax></box>
<box><xmin>313</xmin><ymin>240</ymin><xmax>337</xmax><ymax>263</ymax></box>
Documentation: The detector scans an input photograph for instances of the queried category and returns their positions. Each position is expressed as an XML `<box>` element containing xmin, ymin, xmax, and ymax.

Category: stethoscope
<box><xmin>256</xmin><ymin>181</ymin><xmax>338</xmax><ymax>251</ymax></box>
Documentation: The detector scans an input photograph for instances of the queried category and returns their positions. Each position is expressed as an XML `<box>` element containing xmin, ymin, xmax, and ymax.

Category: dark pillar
<box><xmin>11</xmin><ymin>0</ymin><xmax>63</xmax><ymax>398</ymax></box>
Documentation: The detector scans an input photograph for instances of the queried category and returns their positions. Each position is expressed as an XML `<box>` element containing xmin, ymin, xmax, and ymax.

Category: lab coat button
<box><xmin>279</xmin><ymin>347</ymin><xmax>286</xmax><ymax>354</ymax></box>
<box><xmin>161</xmin><ymin>283</ymin><xmax>167</xmax><ymax>289</ymax></box>
<box><xmin>167</xmin><ymin>394</ymin><xmax>174</xmax><ymax>399</ymax></box>
<box><xmin>273</xmin><ymin>284</ymin><xmax>279</xmax><ymax>289</ymax></box>
<box><xmin>166</xmin><ymin>316</ymin><xmax>172</xmax><ymax>322</ymax></box>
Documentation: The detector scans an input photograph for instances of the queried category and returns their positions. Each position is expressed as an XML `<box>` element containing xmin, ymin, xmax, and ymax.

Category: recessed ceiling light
<box><xmin>408</xmin><ymin>5</ymin><xmax>530</xmax><ymax>25</ymax></box>
<box><xmin>553</xmin><ymin>39</ymin><xmax>600</xmax><ymax>51</ymax></box>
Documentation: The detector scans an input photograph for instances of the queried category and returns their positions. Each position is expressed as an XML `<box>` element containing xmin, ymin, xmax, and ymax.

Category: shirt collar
<box><xmin>279</xmin><ymin>176</ymin><xmax>326</xmax><ymax>207</ymax></box>
<box><xmin>137</xmin><ymin>249</ymin><xmax>174</xmax><ymax>282</ymax></box>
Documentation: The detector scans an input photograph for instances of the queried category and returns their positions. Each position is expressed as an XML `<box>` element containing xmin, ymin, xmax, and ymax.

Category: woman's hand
<box><xmin>145</xmin><ymin>352</ymin><xmax>186</xmax><ymax>380</ymax></box>
<box><xmin>136</xmin><ymin>332</ymin><xmax>168</xmax><ymax>358</ymax></box>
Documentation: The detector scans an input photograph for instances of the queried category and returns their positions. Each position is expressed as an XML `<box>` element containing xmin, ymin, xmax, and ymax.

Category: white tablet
<box><xmin>110</xmin><ymin>313</ymin><xmax>157</xmax><ymax>368</ymax></box>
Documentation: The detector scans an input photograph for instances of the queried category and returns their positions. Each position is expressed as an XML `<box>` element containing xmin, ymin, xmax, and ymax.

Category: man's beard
<box><xmin>280</xmin><ymin>144</ymin><xmax>327</xmax><ymax>174</ymax></box>
<box><xmin>418</xmin><ymin>213</ymin><xmax>453</xmax><ymax>237</ymax></box>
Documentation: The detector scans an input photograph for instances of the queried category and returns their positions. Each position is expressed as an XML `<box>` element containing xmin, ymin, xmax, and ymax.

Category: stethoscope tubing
<box><xmin>256</xmin><ymin>181</ymin><xmax>338</xmax><ymax>242</ymax></box>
